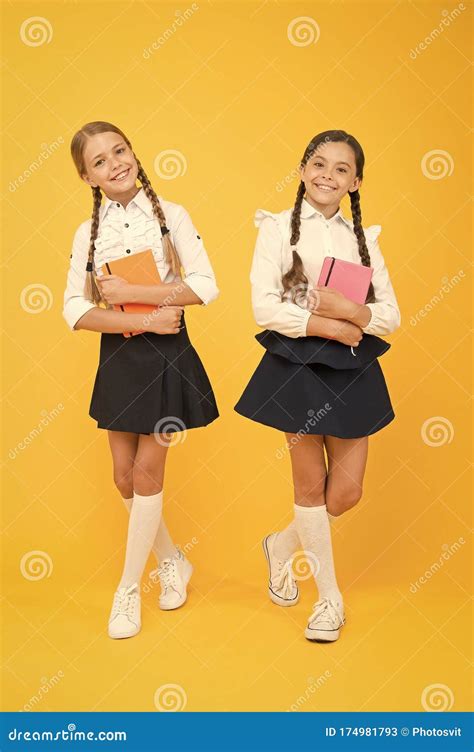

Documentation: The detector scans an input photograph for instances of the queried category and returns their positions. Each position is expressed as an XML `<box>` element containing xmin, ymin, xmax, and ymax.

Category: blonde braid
<box><xmin>84</xmin><ymin>185</ymin><xmax>105</xmax><ymax>304</ymax></box>
<box><xmin>136</xmin><ymin>158</ymin><xmax>181</xmax><ymax>277</ymax></box>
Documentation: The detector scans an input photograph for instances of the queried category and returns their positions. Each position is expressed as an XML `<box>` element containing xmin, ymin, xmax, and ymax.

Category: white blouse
<box><xmin>62</xmin><ymin>187</ymin><xmax>219</xmax><ymax>330</ymax></box>
<box><xmin>250</xmin><ymin>197</ymin><xmax>401</xmax><ymax>338</ymax></box>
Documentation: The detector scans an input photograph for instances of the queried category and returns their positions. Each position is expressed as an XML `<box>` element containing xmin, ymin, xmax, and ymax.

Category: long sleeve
<box><xmin>361</xmin><ymin>225</ymin><xmax>401</xmax><ymax>336</ymax></box>
<box><xmin>172</xmin><ymin>206</ymin><xmax>219</xmax><ymax>305</ymax></box>
<box><xmin>250</xmin><ymin>216</ymin><xmax>311</xmax><ymax>338</ymax></box>
<box><xmin>62</xmin><ymin>221</ymin><xmax>98</xmax><ymax>331</ymax></box>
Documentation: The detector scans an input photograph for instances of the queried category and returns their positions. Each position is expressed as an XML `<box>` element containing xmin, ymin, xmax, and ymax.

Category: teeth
<box><xmin>113</xmin><ymin>170</ymin><xmax>129</xmax><ymax>181</ymax></box>
<box><xmin>317</xmin><ymin>184</ymin><xmax>335</xmax><ymax>191</ymax></box>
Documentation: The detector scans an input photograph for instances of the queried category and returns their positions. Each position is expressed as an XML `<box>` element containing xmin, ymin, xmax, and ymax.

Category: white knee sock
<box><xmin>122</xmin><ymin>497</ymin><xmax>178</xmax><ymax>564</ymax></box>
<box><xmin>293</xmin><ymin>503</ymin><xmax>343</xmax><ymax>605</ymax></box>
<box><xmin>118</xmin><ymin>491</ymin><xmax>163</xmax><ymax>589</ymax></box>
<box><xmin>273</xmin><ymin>521</ymin><xmax>301</xmax><ymax>560</ymax></box>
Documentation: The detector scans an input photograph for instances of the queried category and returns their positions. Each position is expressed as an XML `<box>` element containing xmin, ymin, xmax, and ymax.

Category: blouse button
<box><xmin>116</xmin><ymin>202</ymin><xmax>120</xmax><ymax>207</ymax></box>
<box><xmin>126</xmin><ymin>249</ymin><xmax>131</xmax><ymax>254</ymax></box>
<box><xmin>124</xmin><ymin>223</ymin><xmax>129</xmax><ymax>228</ymax></box>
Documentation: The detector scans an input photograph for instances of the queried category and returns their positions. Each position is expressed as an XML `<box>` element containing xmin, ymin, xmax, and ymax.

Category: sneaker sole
<box><xmin>108</xmin><ymin>624</ymin><xmax>141</xmax><ymax>639</ymax></box>
<box><xmin>304</xmin><ymin>627</ymin><xmax>340</xmax><ymax>642</ymax></box>
<box><xmin>262</xmin><ymin>535</ymin><xmax>299</xmax><ymax>607</ymax></box>
<box><xmin>159</xmin><ymin>561</ymin><xmax>193</xmax><ymax>611</ymax></box>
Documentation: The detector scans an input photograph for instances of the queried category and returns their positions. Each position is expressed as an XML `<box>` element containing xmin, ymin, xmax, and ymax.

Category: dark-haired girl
<box><xmin>235</xmin><ymin>131</ymin><xmax>400</xmax><ymax>642</ymax></box>
<box><xmin>63</xmin><ymin>122</ymin><xmax>219</xmax><ymax>639</ymax></box>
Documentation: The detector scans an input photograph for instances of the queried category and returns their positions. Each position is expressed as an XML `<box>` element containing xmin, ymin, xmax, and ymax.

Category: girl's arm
<box><xmin>250</xmin><ymin>216</ymin><xmax>312</xmax><ymax>338</ymax></box>
<box><xmin>126</xmin><ymin>205</ymin><xmax>219</xmax><ymax>307</ymax></box>
<box><xmin>125</xmin><ymin>279</ymin><xmax>203</xmax><ymax>307</ymax></box>
<box><xmin>74</xmin><ymin>306</ymin><xmax>182</xmax><ymax>334</ymax></box>
<box><xmin>306</xmin><ymin>313</ymin><xmax>363</xmax><ymax>346</ymax></box>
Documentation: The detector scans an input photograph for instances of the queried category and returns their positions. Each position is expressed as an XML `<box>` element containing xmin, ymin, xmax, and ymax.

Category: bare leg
<box><xmin>324</xmin><ymin>435</ymin><xmax>368</xmax><ymax>517</ymax></box>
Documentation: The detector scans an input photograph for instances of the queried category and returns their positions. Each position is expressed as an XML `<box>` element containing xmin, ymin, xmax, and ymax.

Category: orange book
<box><xmin>100</xmin><ymin>249</ymin><xmax>162</xmax><ymax>338</ymax></box>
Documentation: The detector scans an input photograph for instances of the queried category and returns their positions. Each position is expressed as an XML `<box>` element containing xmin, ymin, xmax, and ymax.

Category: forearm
<box><xmin>74</xmin><ymin>307</ymin><xmax>158</xmax><ymax>334</ymax></box>
<box><xmin>345</xmin><ymin>301</ymin><xmax>372</xmax><ymax>329</ymax></box>
<box><xmin>306</xmin><ymin>314</ymin><xmax>342</xmax><ymax>338</ymax></box>
<box><xmin>129</xmin><ymin>281</ymin><xmax>202</xmax><ymax>306</ymax></box>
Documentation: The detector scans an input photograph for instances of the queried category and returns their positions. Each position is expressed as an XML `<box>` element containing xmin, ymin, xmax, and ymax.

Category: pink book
<box><xmin>317</xmin><ymin>256</ymin><xmax>373</xmax><ymax>305</ymax></box>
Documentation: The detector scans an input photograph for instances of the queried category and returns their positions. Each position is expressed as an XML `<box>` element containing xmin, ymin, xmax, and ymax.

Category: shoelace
<box><xmin>309</xmin><ymin>597</ymin><xmax>343</xmax><ymax>627</ymax></box>
<box><xmin>273</xmin><ymin>559</ymin><xmax>296</xmax><ymax>599</ymax></box>
<box><xmin>112</xmin><ymin>585</ymin><xmax>138</xmax><ymax>619</ymax></box>
<box><xmin>156</xmin><ymin>558</ymin><xmax>178</xmax><ymax>593</ymax></box>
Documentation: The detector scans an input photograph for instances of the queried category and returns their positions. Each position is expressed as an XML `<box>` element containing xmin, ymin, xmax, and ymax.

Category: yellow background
<box><xmin>2</xmin><ymin>0</ymin><xmax>472</xmax><ymax>713</ymax></box>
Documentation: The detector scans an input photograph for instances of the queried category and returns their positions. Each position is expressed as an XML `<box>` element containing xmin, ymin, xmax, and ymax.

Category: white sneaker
<box><xmin>150</xmin><ymin>549</ymin><xmax>193</xmax><ymax>611</ymax></box>
<box><xmin>305</xmin><ymin>597</ymin><xmax>345</xmax><ymax>642</ymax></box>
<box><xmin>262</xmin><ymin>533</ymin><xmax>299</xmax><ymax>607</ymax></box>
<box><xmin>108</xmin><ymin>583</ymin><xmax>141</xmax><ymax>639</ymax></box>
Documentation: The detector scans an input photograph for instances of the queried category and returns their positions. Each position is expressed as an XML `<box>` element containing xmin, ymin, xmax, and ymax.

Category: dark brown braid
<box><xmin>282</xmin><ymin>130</ymin><xmax>375</xmax><ymax>305</ymax></box>
<box><xmin>349</xmin><ymin>189</ymin><xmax>375</xmax><ymax>303</ymax></box>
<box><xmin>70</xmin><ymin>120</ymin><xmax>181</xmax><ymax>305</ymax></box>
<box><xmin>282</xmin><ymin>181</ymin><xmax>308</xmax><ymax>305</ymax></box>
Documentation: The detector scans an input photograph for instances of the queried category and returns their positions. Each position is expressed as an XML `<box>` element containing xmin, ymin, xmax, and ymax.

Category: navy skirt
<box><xmin>89</xmin><ymin>313</ymin><xmax>219</xmax><ymax>435</ymax></box>
<box><xmin>234</xmin><ymin>330</ymin><xmax>394</xmax><ymax>439</ymax></box>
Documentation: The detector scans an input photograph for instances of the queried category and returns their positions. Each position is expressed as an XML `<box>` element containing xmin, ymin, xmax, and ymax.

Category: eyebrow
<box><xmin>313</xmin><ymin>155</ymin><xmax>352</xmax><ymax>168</ymax></box>
<box><xmin>91</xmin><ymin>141</ymin><xmax>126</xmax><ymax>162</ymax></box>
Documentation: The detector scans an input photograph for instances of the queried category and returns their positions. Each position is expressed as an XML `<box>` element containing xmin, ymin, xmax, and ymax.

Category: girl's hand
<box><xmin>147</xmin><ymin>306</ymin><xmax>184</xmax><ymax>335</ymax></box>
<box><xmin>308</xmin><ymin>286</ymin><xmax>356</xmax><ymax>319</ymax></box>
<box><xmin>330</xmin><ymin>320</ymin><xmax>363</xmax><ymax>347</ymax></box>
<box><xmin>96</xmin><ymin>274</ymin><xmax>133</xmax><ymax>305</ymax></box>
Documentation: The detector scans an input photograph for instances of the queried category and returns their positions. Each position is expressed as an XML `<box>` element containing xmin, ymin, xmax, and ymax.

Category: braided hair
<box><xmin>70</xmin><ymin>121</ymin><xmax>181</xmax><ymax>304</ymax></box>
<box><xmin>282</xmin><ymin>130</ymin><xmax>375</xmax><ymax>305</ymax></box>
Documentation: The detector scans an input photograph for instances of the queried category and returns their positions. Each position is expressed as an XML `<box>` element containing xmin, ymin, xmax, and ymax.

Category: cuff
<box><xmin>182</xmin><ymin>275</ymin><xmax>219</xmax><ymax>306</ymax></box>
<box><xmin>63</xmin><ymin>299</ymin><xmax>97</xmax><ymax>331</ymax></box>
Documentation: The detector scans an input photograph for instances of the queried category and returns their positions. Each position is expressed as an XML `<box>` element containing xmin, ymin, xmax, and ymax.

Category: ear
<box><xmin>82</xmin><ymin>174</ymin><xmax>98</xmax><ymax>188</ymax></box>
<box><xmin>348</xmin><ymin>176</ymin><xmax>362</xmax><ymax>193</ymax></box>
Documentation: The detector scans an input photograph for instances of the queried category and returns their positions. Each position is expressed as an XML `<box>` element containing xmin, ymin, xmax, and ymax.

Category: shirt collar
<box><xmin>300</xmin><ymin>196</ymin><xmax>352</xmax><ymax>229</ymax></box>
<box><xmin>100</xmin><ymin>186</ymin><xmax>155</xmax><ymax>221</ymax></box>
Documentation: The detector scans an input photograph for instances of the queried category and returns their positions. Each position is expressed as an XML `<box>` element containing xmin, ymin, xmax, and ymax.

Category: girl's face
<box><xmin>300</xmin><ymin>140</ymin><xmax>361</xmax><ymax>216</ymax></box>
<box><xmin>81</xmin><ymin>131</ymin><xmax>139</xmax><ymax>203</ymax></box>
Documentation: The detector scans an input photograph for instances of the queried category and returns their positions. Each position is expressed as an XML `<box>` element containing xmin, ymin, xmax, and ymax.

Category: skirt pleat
<box><xmin>234</xmin><ymin>331</ymin><xmax>395</xmax><ymax>439</ymax></box>
<box><xmin>89</xmin><ymin>315</ymin><xmax>218</xmax><ymax>435</ymax></box>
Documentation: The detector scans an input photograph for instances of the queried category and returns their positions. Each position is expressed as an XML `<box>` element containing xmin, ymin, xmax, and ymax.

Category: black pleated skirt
<box><xmin>89</xmin><ymin>313</ymin><xmax>219</xmax><ymax>435</ymax></box>
<box><xmin>234</xmin><ymin>330</ymin><xmax>395</xmax><ymax>439</ymax></box>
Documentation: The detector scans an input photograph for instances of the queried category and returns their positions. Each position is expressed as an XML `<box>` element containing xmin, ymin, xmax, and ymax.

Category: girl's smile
<box><xmin>82</xmin><ymin>131</ymin><xmax>139</xmax><ymax>205</ymax></box>
<box><xmin>300</xmin><ymin>141</ymin><xmax>361</xmax><ymax>217</ymax></box>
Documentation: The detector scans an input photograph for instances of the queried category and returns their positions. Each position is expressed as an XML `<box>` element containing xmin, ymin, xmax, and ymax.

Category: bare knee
<box><xmin>132</xmin><ymin>462</ymin><xmax>164</xmax><ymax>496</ymax></box>
<box><xmin>113</xmin><ymin>464</ymin><xmax>134</xmax><ymax>499</ymax></box>
<box><xmin>294</xmin><ymin>477</ymin><xmax>326</xmax><ymax>507</ymax></box>
<box><xmin>326</xmin><ymin>484</ymin><xmax>363</xmax><ymax>516</ymax></box>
